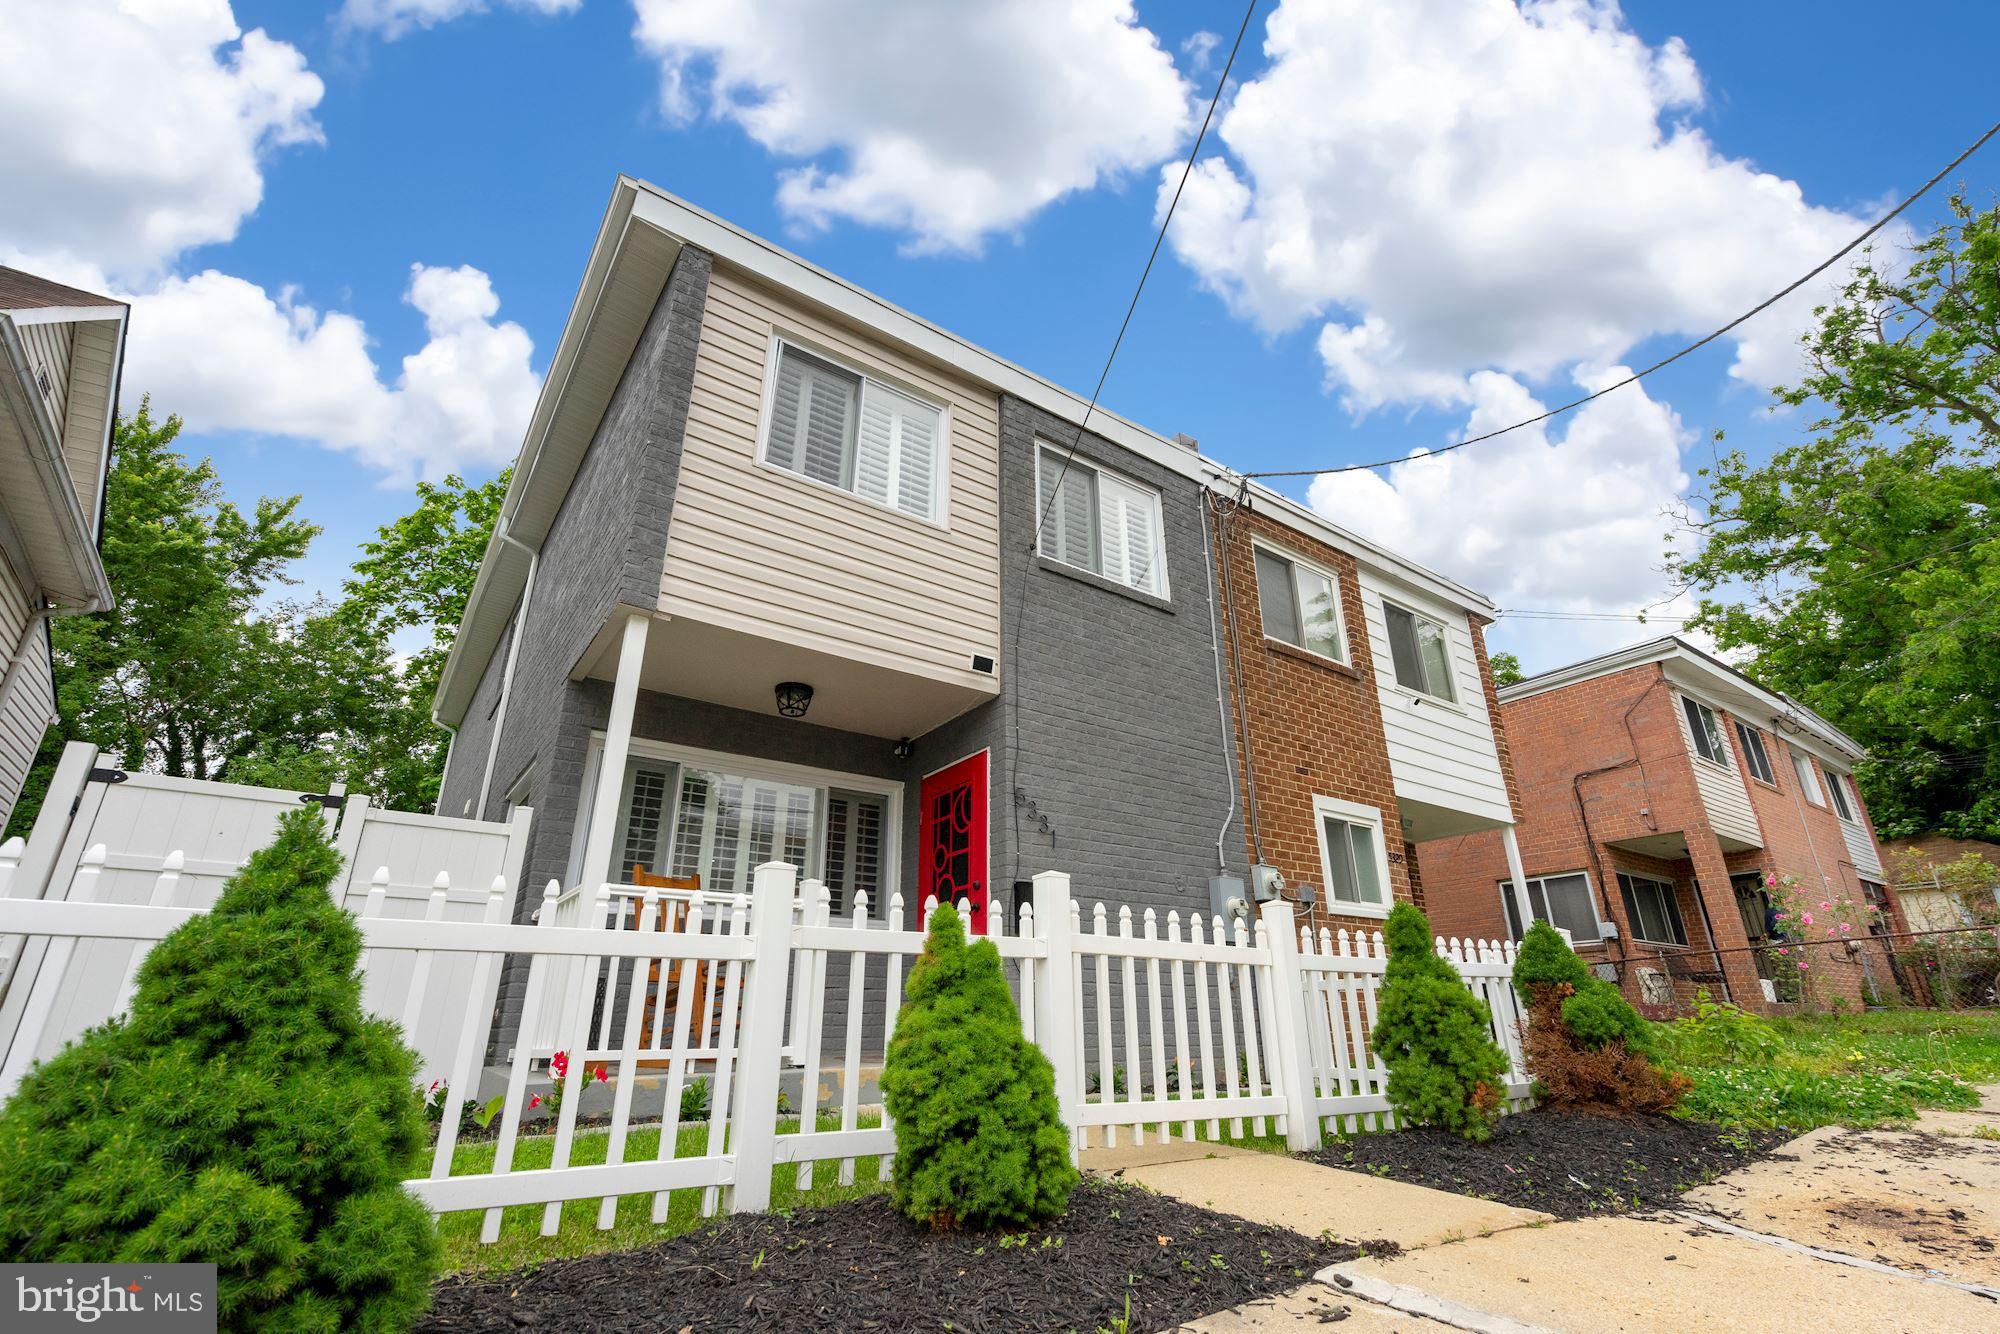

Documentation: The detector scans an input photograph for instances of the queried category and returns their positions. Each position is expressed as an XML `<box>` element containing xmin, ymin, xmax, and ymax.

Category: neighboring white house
<box><xmin>0</xmin><ymin>269</ymin><xmax>126</xmax><ymax>827</ymax></box>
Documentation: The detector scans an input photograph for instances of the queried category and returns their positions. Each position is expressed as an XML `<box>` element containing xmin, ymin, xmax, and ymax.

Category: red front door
<box><xmin>919</xmin><ymin>751</ymin><xmax>989</xmax><ymax>932</ymax></box>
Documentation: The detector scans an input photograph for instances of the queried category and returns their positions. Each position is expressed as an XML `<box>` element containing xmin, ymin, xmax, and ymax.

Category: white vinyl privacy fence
<box><xmin>0</xmin><ymin>855</ymin><xmax>1532</xmax><ymax>1242</ymax></box>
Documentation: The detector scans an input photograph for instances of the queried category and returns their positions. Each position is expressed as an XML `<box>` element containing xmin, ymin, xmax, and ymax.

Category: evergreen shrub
<box><xmin>1369</xmin><ymin>902</ymin><xmax>1510</xmax><ymax>1140</ymax></box>
<box><xmin>1511</xmin><ymin>921</ymin><xmax>1688</xmax><ymax>1112</ymax></box>
<box><xmin>879</xmin><ymin>902</ymin><xmax>1077</xmax><ymax>1229</ymax></box>
<box><xmin>0</xmin><ymin>808</ymin><xmax>439</xmax><ymax>1330</ymax></box>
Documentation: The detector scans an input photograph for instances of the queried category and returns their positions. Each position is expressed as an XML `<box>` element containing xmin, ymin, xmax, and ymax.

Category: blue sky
<box><xmin>9</xmin><ymin>1</ymin><xmax>1997</xmax><ymax>670</ymax></box>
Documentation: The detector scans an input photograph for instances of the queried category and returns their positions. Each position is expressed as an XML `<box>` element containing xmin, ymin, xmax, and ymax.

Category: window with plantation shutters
<box><xmin>1034</xmin><ymin>445</ymin><xmax>1169</xmax><ymax>596</ymax></box>
<box><xmin>761</xmin><ymin>341</ymin><xmax>945</xmax><ymax>522</ymax></box>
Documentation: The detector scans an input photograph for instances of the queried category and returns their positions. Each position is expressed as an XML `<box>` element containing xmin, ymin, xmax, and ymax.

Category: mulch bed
<box><xmin>1310</xmin><ymin>1110</ymin><xmax>1791</xmax><ymax>1219</ymax></box>
<box><xmin>417</xmin><ymin>1179</ymin><xmax>1394</xmax><ymax>1332</ymax></box>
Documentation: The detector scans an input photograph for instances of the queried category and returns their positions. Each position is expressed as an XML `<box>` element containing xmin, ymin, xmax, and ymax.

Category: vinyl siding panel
<box><xmin>1357</xmin><ymin>571</ymin><xmax>1511</xmax><ymax>823</ymax></box>
<box><xmin>1671</xmin><ymin>689</ymin><xmax>1763</xmax><ymax>847</ymax></box>
<box><xmin>19</xmin><ymin>322</ymin><xmax>70</xmax><ymax>430</ymax></box>
<box><xmin>0</xmin><ymin>553</ymin><xmax>56</xmax><ymax>825</ymax></box>
<box><xmin>61</xmin><ymin>322</ymin><xmax>119</xmax><ymax>529</ymax></box>
<box><xmin>661</xmin><ymin>264</ymin><xmax>1002</xmax><ymax>687</ymax></box>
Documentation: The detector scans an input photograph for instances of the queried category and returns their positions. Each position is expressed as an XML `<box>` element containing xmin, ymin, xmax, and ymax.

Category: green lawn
<box><xmin>1656</xmin><ymin>1008</ymin><xmax>2000</xmax><ymax>1131</ymax></box>
<box><xmin>437</xmin><ymin>1115</ymin><xmax>885</xmax><ymax>1275</ymax></box>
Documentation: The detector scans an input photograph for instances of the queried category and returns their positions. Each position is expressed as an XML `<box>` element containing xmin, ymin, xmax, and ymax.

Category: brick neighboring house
<box><xmin>1882</xmin><ymin>835</ymin><xmax>2000</xmax><ymax>933</ymax></box>
<box><xmin>1205</xmin><ymin>495</ymin><xmax>1522</xmax><ymax>939</ymax></box>
<box><xmin>429</xmin><ymin>177</ymin><xmax>1525</xmax><ymax>1052</ymax></box>
<box><xmin>1419</xmin><ymin>636</ymin><xmax>1912</xmax><ymax>1015</ymax></box>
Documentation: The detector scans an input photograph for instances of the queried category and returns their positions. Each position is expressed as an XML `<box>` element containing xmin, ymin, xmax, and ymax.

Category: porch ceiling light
<box><xmin>774</xmin><ymin>681</ymin><xmax>814</xmax><ymax>718</ymax></box>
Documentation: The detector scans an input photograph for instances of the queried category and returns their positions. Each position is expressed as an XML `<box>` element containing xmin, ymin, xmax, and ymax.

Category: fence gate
<box><xmin>0</xmin><ymin>741</ymin><xmax>531</xmax><ymax>1087</ymax></box>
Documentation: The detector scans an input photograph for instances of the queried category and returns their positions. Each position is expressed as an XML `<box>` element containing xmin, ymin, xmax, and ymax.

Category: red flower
<box><xmin>529</xmin><ymin>1093</ymin><xmax>543</xmax><ymax>1109</ymax></box>
<box><xmin>594</xmin><ymin>1065</ymin><xmax>609</xmax><ymax>1083</ymax></box>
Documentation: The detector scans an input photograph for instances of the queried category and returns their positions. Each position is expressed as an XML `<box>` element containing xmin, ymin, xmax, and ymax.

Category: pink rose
<box><xmin>1826</xmin><ymin>927</ymin><xmax>1838</xmax><ymax>937</ymax></box>
<box><xmin>1819</xmin><ymin>900</ymin><xmax>1831</xmax><ymax>911</ymax></box>
<box><xmin>1801</xmin><ymin>912</ymin><xmax>1814</xmax><ymax>926</ymax></box>
<box><xmin>1839</xmin><ymin>923</ymin><xmax>1852</xmax><ymax>935</ymax></box>
<box><xmin>1798</xmin><ymin>961</ymin><xmax>1810</xmax><ymax>971</ymax></box>
<box><xmin>1765</xmin><ymin>874</ymin><xmax>1778</xmax><ymax>888</ymax></box>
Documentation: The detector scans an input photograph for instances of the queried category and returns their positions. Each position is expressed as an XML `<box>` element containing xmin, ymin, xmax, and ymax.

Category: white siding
<box><xmin>18</xmin><ymin>322</ymin><xmax>70</xmax><ymax>431</ymax></box>
<box><xmin>1827</xmin><ymin>768</ymin><xmax>1885</xmax><ymax>878</ymax></box>
<box><xmin>0</xmin><ymin>552</ymin><xmax>55</xmax><ymax>825</ymax></box>
<box><xmin>1671</xmin><ymin>690</ymin><xmax>1762</xmax><ymax>847</ymax></box>
<box><xmin>661</xmin><ymin>264</ymin><xmax>1001</xmax><ymax>688</ymax></box>
<box><xmin>60</xmin><ymin>321</ymin><xmax>119</xmax><ymax>530</ymax></box>
<box><xmin>1356</xmin><ymin>572</ymin><xmax>1511</xmax><ymax>824</ymax></box>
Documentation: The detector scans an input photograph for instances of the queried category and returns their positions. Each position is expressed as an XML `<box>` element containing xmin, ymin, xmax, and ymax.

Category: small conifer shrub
<box><xmin>1511</xmin><ymin>921</ymin><xmax>1688</xmax><ymax>1112</ymax></box>
<box><xmin>879</xmin><ymin>901</ymin><xmax>1078</xmax><ymax>1229</ymax></box>
<box><xmin>1369</xmin><ymin>902</ymin><xmax>1510</xmax><ymax>1140</ymax></box>
<box><xmin>0</xmin><ymin>808</ymin><xmax>440</xmax><ymax>1329</ymax></box>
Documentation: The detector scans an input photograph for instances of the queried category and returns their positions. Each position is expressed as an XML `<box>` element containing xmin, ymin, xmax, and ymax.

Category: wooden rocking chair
<box><xmin>628</xmin><ymin>866</ymin><xmax>707</xmax><ymax>1057</ymax></box>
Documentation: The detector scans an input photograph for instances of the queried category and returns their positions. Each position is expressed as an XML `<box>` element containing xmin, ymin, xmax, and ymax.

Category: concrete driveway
<box><xmin>1163</xmin><ymin>1088</ymin><xmax>2000</xmax><ymax>1332</ymax></box>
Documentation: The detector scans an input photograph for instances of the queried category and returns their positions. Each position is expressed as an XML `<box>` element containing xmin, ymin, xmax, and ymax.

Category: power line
<box><xmin>1241</xmin><ymin>119</ymin><xmax>2000</xmax><ymax>483</ymax></box>
<box><xmin>1005</xmin><ymin>0</ymin><xmax>1260</xmax><ymax>883</ymax></box>
<box><xmin>1029</xmin><ymin>0</ymin><xmax>1260</xmax><ymax>541</ymax></box>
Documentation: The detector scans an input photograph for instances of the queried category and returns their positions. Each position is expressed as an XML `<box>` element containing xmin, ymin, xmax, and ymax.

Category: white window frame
<box><xmin>1498</xmin><ymin>871</ymin><xmax>1604</xmax><ymax>944</ymax></box>
<box><xmin>1680</xmin><ymin>694</ymin><xmax>1729</xmax><ymax>768</ymax></box>
<box><xmin>1032</xmin><ymin>441</ymin><xmax>1171</xmax><ymax>598</ymax></box>
<box><xmin>570</xmin><ymin>734</ymin><xmax>904</xmax><ymax>913</ymax></box>
<box><xmin>755</xmin><ymin>334</ymin><xmax>952</xmax><ymax>528</ymax></box>
<box><xmin>1252</xmin><ymin>538</ymin><xmax>1348</xmax><ymax>665</ymax></box>
<box><xmin>1734</xmin><ymin>721</ymin><xmax>1775</xmax><ymax>785</ymax></box>
<box><xmin>1617</xmin><ymin>870</ymin><xmax>1689</xmax><ymax>947</ymax></box>
<box><xmin>1822</xmin><ymin>763</ymin><xmax>1858</xmax><ymax>823</ymax></box>
<box><xmin>1380</xmin><ymin>598</ymin><xmax>1459</xmax><ymax>703</ymax></box>
<box><xmin>1790</xmin><ymin>747</ymin><xmax>1826</xmax><ymax>806</ymax></box>
<box><xmin>1311</xmin><ymin>794</ymin><xmax>1394</xmax><ymax>919</ymax></box>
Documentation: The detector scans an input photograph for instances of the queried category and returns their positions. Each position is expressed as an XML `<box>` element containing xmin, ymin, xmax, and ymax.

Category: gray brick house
<box><xmin>432</xmin><ymin>178</ymin><xmax>1532</xmax><ymax>1051</ymax></box>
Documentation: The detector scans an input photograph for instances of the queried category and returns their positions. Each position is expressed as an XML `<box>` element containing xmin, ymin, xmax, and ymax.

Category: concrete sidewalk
<box><xmin>1081</xmin><ymin>1138</ymin><xmax>1553</xmax><ymax>1251</ymax></box>
<box><xmin>1173</xmin><ymin>1086</ymin><xmax>2000</xmax><ymax>1332</ymax></box>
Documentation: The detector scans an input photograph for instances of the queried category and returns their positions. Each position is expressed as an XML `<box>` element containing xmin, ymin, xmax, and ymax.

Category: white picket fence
<box><xmin>0</xmin><ymin>855</ymin><xmax>1533</xmax><ymax>1243</ymax></box>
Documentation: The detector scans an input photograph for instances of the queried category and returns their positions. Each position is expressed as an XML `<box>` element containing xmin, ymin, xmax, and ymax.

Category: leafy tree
<box><xmin>879</xmin><ymin>902</ymin><xmax>1077</xmax><ymax>1229</ymax></box>
<box><xmin>1369</xmin><ymin>902</ymin><xmax>1509</xmax><ymax>1140</ymax></box>
<box><xmin>1489</xmin><ymin>651</ymin><xmax>1524</xmax><ymax>688</ymax></box>
<box><xmin>340</xmin><ymin>471</ymin><xmax>507</xmax><ymax>710</ymax></box>
<box><xmin>6</xmin><ymin>409</ymin><xmax>503</xmax><ymax>835</ymax></box>
<box><xmin>1671</xmin><ymin>195</ymin><xmax>2000</xmax><ymax>839</ymax></box>
<box><xmin>0</xmin><ymin>808</ymin><xmax>439</xmax><ymax>1329</ymax></box>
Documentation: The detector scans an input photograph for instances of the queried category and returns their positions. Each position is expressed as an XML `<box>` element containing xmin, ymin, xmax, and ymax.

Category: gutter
<box><xmin>473</xmin><ymin>517</ymin><xmax>540</xmax><ymax>820</ymax></box>
<box><xmin>0</xmin><ymin>315</ymin><xmax>113</xmax><ymax>612</ymax></box>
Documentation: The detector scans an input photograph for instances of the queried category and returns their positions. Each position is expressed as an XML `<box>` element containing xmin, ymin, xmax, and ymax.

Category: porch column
<box><xmin>1501</xmin><ymin>825</ymin><xmax>1535</xmax><ymax>939</ymax></box>
<box><xmin>578</xmin><ymin>610</ymin><xmax>651</xmax><ymax>897</ymax></box>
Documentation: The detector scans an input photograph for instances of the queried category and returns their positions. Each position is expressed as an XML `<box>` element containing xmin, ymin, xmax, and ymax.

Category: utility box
<box><xmin>1208</xmin><ymin>874</ymin><xmax>1247</xmax><ymax>927</ymax></box>
<box><xmin>1249</xmin><ymin>863</ymin><xmax>1287</xmax><ymax>903</ymax></box>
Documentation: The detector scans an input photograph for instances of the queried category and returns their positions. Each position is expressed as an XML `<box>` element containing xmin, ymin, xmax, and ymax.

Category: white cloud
<box><xmin>0</xmin><ymin>2</ymin><xmax>537</xmax><ymax>481</ymax></box>
<box><xmin>339</xmin><ymin>0</ymin><xmax>581</xmax><ymax>41</ymax></box>
<box><xmin>0</xmin><ymin>0</ymin><xmax>322</xmax><ymax>286</ymax></box>
<box><xmin>123</xmin><ymin>264</ymin><xmax>539</xmax><ymax>483</ymax></box>
<box><xmin>632</xmin><ymin>0</ymin><xmax>1193</xmax><ymax>252</ymax></box>
<box><xmin>1167</xmin><ymin>0</ymin><xmax>1869</xmax><ymax>408</ymax></box>
<box><xmin>1308</xmin><ymin>367</ymin><xmax>1699</xmax><ymax>667</ymax></box>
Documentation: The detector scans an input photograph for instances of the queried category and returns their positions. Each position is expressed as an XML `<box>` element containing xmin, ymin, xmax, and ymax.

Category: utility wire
<box><xmin>1004</xmin><ymin>0</ymin><xmax>1259</xmax><ymax>884</ymax></box>
<box><xmin>1028</xmin><ymin>0</ymin><xmax>1260</xmax><ymax>542</ymax></box>
<box><xmin>1241</xmin><ymin>119</ymin><xmax>2000</xmax><ymax>482</ymax></box>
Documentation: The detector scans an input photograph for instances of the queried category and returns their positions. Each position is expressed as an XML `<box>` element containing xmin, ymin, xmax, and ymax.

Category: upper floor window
<box><xmin>1734</xmin><ymin>721</ymin><xmax>1775</xmax><ymax>784</ymax></box>
<box><xmin>1681</xmin><ymin>695</ymin><xmax>1727</xmax><ymax>766</ymax></box>
<box><xmin>1313</xmin><ymin>795</ymin><xmax>1390</xmax><ymax>916</ymax></box>
<box><xmin>1790</xmin><ymin>748</ymin><xmax>1825</xmax><ymax>806</ymax></box>
<box><xmin>762</xmin><ymin>341</ymin><xmax>945</xmax><ymax>523</ymax></box>
<box><xmin>1036</xmin><ymin>445</ymin><xmax>1168</xmax><ymax>596</ymax></box>
<box><xmin>1383</xmin><ymin>601</ymin><xmax>1456</xmax><ymax>701</ymax></box>
<box><xmin>1617</xmin><ymin>871</ymin><xmax>1689</xmax><ymax>946</ymax></box>
<box><xmin>1822</xmin><ymin>763</ymin><xmax>1856</xmax><ymax>822</ymax></box>
<box><xmin>1500</xmin><ymin>872</ymin><xmax>1602</xmax><ymax>944</ymax></box>
<box><xmin>1254</xmin><ymin>545</ymin><xmax>1347</xmax><ymax>663</ymax></box>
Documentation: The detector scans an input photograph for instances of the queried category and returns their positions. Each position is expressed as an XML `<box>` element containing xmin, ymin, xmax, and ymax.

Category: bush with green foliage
<box><xmin>0</xmin><ymin>808</ymin><xmax>439</xmax><ymax>1329</ymax></box>
<box><xmin>1511</xmin><ymin>921</ymin><xmax>1686</xmax><ymax>1112</ymax></box>
<box><xmin>1369</xmin><ymin>903</ymin><xmax>1510</xmax><ymax>1140</ymax></box>
<box><xmin>879</xmin><ymin>901</ymin><xmax>1077</xmax><ymax>1229</ymax></box>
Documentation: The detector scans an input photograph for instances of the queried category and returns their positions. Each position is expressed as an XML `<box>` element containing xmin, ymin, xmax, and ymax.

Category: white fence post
<box><xmin>1031</xmin><ymin>871</ymin><xmax>1082</xmax><ymax>1161</ymax></box>
<box><xmin>727</xmin><ymin>861</ymin><xmax>798</xmax><ymax>1213</ymax></box>
<box><xmin>0</xmin><ymin>843</ymin><xmax>106</xmax><ymax>1100</ymax></box>
<box><xmin>1258</xmin><ymin>898</ymin><xmax>1324</xmax><ymax>1152</ymax></box>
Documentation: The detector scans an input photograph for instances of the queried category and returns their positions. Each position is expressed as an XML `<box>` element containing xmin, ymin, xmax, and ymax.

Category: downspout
<box><xmin>1207</xmin><ymin>482</ymin><xmax>1265</xmax><ymax>862</ymax></box>
<box><xmin>1198</xmin><ymin>481</ymin><xmax>1238</xmax><ymax>872</ymax></box>
<box><xmin>474</xmin><ymin>518</ymin><xmax>540</xmax><ymax>821</ymax></box>
<box><xmin>0</xmin><ymin>595</ymin><xmax>98</xmax><ymax>730</ymax></box>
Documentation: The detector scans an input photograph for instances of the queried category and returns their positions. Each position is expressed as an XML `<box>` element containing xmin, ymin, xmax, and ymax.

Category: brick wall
<box><xmin>1207</xmin><ymin>498</ymin><xmax>1408</xmax><ymax>937</ymax></box>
